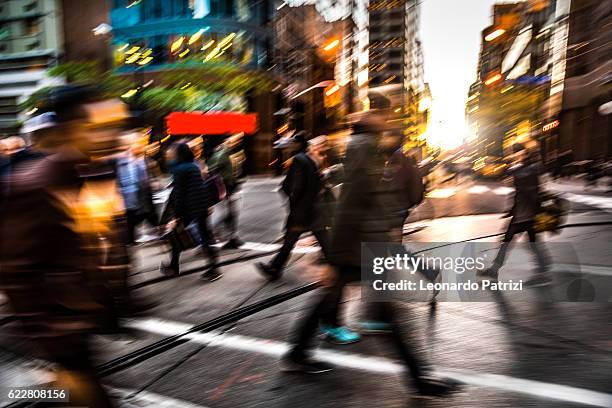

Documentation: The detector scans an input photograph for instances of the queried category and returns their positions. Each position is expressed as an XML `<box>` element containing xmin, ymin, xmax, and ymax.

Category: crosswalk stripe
<box><xmin>127</xmin><ymin>317</ymin><xmax>612</xmax><ymax>407</ymax></box>
<box><xmin>426</xmin><ymin>188</ymin><xmax>456</xmax><ymax>199</ymax></box>
<box><xmin>492</xmin><ymin>186</ymin><xmax>514</xmax><ymax>195</ymax></box>
<box><xmin>564</xmin><ymin>193</ymin><xmax>612</xmax><ymax>212</ymax></box>
<box><xmin>110</xmin><ymin>388</ymin><xmax>209</xmax><ymax>407</ymax></box>
<box><xmin>211</xmin><ymin>241</ymin><xmax>320</xmax><ymax>254</ymax></box>
<box><xmin>466</xmin><ymin>185</ymin><xmax>490</xmax><ymax>194</ymax></box>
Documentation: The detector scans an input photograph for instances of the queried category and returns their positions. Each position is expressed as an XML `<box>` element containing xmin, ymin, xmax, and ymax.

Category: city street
<box><xmin>2</xmin><ymin>176</ymin><xmax>611</xmax><ymax>408</ymax></box>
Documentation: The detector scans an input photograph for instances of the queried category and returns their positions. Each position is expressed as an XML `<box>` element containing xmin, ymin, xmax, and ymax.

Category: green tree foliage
<box><xmin>22</xmin><ymin>60</ymin><xmax>276</xmax><ymax>115</ymax></box>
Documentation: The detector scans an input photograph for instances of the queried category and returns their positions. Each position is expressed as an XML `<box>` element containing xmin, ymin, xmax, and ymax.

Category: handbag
<box><xmin>162</xmin><ymin>220</ymin><xmax>201</xmax><ymax>251</ymax></box>
<box><xmin>534</xmin><ymin>191</ymin><xmax>569</xmax><ymax>233</ymax></box>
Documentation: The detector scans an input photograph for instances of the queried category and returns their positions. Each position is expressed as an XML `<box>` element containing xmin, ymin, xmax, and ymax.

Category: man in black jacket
<box><xmin>478</xmin><ymin>144</ymin><xmax>550</xmax><ymax>286</ymax></box>
<box><xmin>257</xmin><ymin>135</ymin><xmax>331</xmax><ymax>280</ymax></box>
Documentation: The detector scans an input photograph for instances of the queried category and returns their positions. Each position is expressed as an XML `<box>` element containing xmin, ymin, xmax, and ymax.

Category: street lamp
<box><xmin>92</xmin><ymin>23</ymin><xmax>112</xmax><ymax>36</ymax></box>
<box><xmin>323</xmin><ymin>39</ymin><xmax>340</xmax><ymax>52</ymax></box>
<box><xmin>485</xmin><ymin>28</ymin><xmax>506</xmax><ymax>42</ymax></box>
<box><xmin>484</xmin><ymin>73</ymin><xmax>502</xmax><ymax>86</ymax></box>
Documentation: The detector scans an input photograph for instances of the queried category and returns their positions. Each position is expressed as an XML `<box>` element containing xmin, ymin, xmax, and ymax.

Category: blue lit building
<box><xmin>109</xmin><ymin>0</ymin><xmax>273</xmax><ymax>71</ymax></box>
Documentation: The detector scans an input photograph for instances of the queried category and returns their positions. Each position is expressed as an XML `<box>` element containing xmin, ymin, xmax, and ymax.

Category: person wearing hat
<box><xmin>256</xmin><ymin>134</ymin><xmax>335</xmax><ymax>281</ymax></box>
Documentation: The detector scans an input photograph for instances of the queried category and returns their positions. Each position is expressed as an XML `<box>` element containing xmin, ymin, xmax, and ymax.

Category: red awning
<box><xmin>166</xmin><ymin>111</ymin><xmax>258</xmax><ymax>135</ymax></box>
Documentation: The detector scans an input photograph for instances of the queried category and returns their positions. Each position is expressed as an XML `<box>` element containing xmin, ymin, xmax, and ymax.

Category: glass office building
<box><xmin>110</xmin><ymin>0</ymin><xmax>273</xmax><ymax>71</ymax></box>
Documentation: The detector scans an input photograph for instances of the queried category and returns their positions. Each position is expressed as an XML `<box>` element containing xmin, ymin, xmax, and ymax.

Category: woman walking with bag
<box><xmin>161</xmin><ymin>142</ymin><xmax>222</xmax><ymax>282</ymax></box>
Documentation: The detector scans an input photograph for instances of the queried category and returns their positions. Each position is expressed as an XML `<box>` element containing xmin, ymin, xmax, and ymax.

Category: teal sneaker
<box><xmin>321</xmin><ymin>326</ymin><xmax>361</xmax><ymax>344</ymax></box>
<box><xmin>355</xmin><ymin>321</ymin><xmax>392</xmax><ymax>334</ymax></box>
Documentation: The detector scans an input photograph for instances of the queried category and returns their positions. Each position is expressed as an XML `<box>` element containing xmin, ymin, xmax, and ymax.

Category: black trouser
<box><xmin>490</xmin><ymin>220</ymin><xmax>549</xmax><ymax>273</ymax></box>
<box><xmin>289</xmin><ymin>265</ymin><xmax>425</xmax><ymax>382</ymax></box>
<box><xmin>269</xmin><ymin>224</ymin><xmax>331</xmax><ymax>272</ymax></box>
<box><xmin>126</xmin><ymin>209</ymin><xmax>158</xmax><ymax>245</ymax></box>
<box><xmin>223</xmin><ymin>191</ymin><xmax>239</xmax><ymax>240</ymax></box>
<box><xmin>170</xmin><ymin>215</ymin><xmax>218</xmax><ymax>271</ymax></box>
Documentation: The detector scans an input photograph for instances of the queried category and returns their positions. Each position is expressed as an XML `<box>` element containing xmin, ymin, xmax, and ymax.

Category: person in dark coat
<box><xmin>478</xmin><ymin>143</ymin><xmax>550</xmax><ymax>286</ymax></box>
<box><xmin>161</xmin><ymin>142</ymin><xmax>222</xmax><ymax>282</ymax></box>
<box><xmin>281</xmin><ymin>112</ymin><xmax>458</xmax><ymax>397</ymax></box>
<box><xmin>0</xmin><ymin>85</ymin><xmax>120</xmax><ymax>407</ymax></box>
<box><xmin>256</xmin><ymin>135</ymin><xmax>332</xmax><ymax>280</ymax></box>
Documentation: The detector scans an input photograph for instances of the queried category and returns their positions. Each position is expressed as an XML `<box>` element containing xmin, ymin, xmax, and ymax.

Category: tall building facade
<box><xmin>0</xmin><ymin>0</ymin><xmax>64</xmax><ymax>135</ymax></box>
<box><xmin>110</xmin><ymin>0</ymin><xmax>273</xmax><ymax>71</ymax></box>
<box><xmin>367</xmin><ymin>0</ymin><xmax>429</xmax><ymax>158</ymax></box>
<box><xmin>272</xmin><ymin>4</ymin><xmax>337</xmax><ymax>135</ymax></box>
<box><xmin>467</xmin><ymin>0</ymin><xmax>569</xmax><ymax>159</ymax></box>
<box><xmin>108</xmin><ymin>0</ymin><xmax>276</xmax><ymax>173</ymax></box>
<box><xmin>558</xmin><ymin>0</ymin><xmax>611</xmax><ymax>160</ymax></box>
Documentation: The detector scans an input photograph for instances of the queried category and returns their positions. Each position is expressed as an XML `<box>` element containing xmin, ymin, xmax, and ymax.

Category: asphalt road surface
<box><xmin>1</xmin><ymin>175</ymin><xmax>611</xmax><ymax>408</ymax></box>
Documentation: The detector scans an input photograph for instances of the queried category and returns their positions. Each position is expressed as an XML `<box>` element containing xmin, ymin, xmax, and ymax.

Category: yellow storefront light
<box><xmin>138</xmin><ymin>56</ymin><xmax>153</xmax><ymax>65</ymax></box>
<box><xmin>201</xmin><ymin>40</ymin><xmax>215</xmax><ymax>51</ymax></box>
<box><xmin>121</xmin><ymin>89</ymin><xmax>138</xmax><ymax>98</ymax></box>
<box><xmin>218</xmin><ymin>33</ymin><xmax>236</xmax><ymax>49</ymax></box>
<box><xmin>171</xmin><ymin>36</ymin><xmax>185</xmax><ymax>53</ymax></box>
<box><xmin>125</xmin><ymin>46</ymin><xmax>140</xmax><ymax>55</ymax></box>
<box><xmin>189</xmin><ymin>28</ymin><xmax>206</xmax><ymax>45</ymax></box>
<box><xmin>125</xmin><ymin>53</ymin><xmax>141</xmax><ymax>64</ymax></box>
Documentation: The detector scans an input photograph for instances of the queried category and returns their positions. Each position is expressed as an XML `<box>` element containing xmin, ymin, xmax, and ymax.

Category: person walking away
<box><xmin>0</xmin><ymin>85</ymin><xmax>120</xmax><ymax>407</ymax></box>
<box><xmin>208</xmin><ymin>134</ymin><xmax>244</xmax><ymax>249</ymax></box>
<box><xmin>115</xmin><ymin>132</ymin><xmax>158</xmax><ymax>245</ymax></box>
<box><xmin>478</xmin><ymin>144</ymin><xmax>551</xmax><ymax>286</ymax></box>
<box><xmin>161</xmin><ymin>142</ymin><xmax>222</xmax><ymax>282</ymax></box>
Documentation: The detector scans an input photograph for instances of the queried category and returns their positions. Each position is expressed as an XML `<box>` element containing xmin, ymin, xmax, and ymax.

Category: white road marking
<box><xmin>426</xmin><ymin>188</ymin><xmax>456</xmax><ymax>199</ymax></box>
<box><xmin>128</xmin><ymin>317</ymin><xmax>612</xmax><ymax>408</ymax></box>
<box><xmin>110</xmin><ymin>388</ymin><xmax>210</xmax><ymax>408</ymax></box>
<box><xmin>211</xmin><ymin>241</ymin><xmax>320</xmax><ymax>254</ymax></box>
<box><xmin>492</xmin><ymin>186</ymin><xmax>514</xmax><ymax>195</ymax></box>
<box><xmin>564</xmin><ymin>193</ymin><xmax>612</xmax><ymax>212</ymax></box>
<box><xmin>554</xmin><ymin>263</ymin><xmax>612</xmax><ymax>277</ymax></box>
<box><xmin>467</xmin><ymin>185</ymin><xmax>490</xmax><ymax>194</ymax></box>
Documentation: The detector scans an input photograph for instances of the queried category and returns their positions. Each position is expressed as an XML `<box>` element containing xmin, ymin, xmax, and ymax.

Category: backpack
<box><xmin>391</xmin><ymin>149</ymin><xmax>424</xmax><ymax>209</ymax></box>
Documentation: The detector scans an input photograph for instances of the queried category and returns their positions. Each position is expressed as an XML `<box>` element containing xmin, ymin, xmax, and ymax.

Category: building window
<box><xmin>24</xmin><ymin>18</ymin><xmax>41</xmax><ymax>36</ymax></box>
<box><xmin>27</xmin><ymin>40</ymin><xmax>40</xmax><ymax>50</ymax></box>
<box><xmin>24</xmin><ymin>1</ymin><xmax>37</xmax><ymax>12</ymax></box>
<box><xmin>0</xmin><ymin>24</ymin><xmax>9</xmax><ymax>40</ymax></box>
<box><xmin>388</xmin><ymin>49</ymin><xmax>401</xmax><ymax>58</ymax></box>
